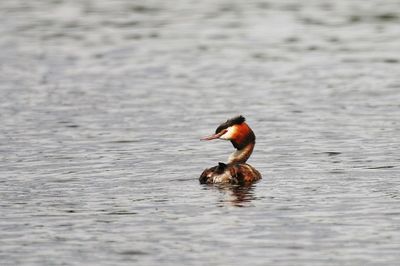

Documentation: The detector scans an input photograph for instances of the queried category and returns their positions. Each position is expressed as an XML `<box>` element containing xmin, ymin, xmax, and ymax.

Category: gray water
<box><xmin>1</xmin><ymin>0</ymin><xmax>400</xmax><ymax>265</ymax></box>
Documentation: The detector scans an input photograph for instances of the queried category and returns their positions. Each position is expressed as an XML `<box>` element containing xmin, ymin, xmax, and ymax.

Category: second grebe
<box><xmin>199</xmin><ymin>115</ymin><xmax>262</xmax><ymax>185</ymax></box>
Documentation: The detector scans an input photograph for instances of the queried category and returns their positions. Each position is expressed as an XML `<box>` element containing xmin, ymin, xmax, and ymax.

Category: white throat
<box><xmin>227</xmin><ymin>142</ymin><xmax>254</xmax><ymax>164</ymax></box>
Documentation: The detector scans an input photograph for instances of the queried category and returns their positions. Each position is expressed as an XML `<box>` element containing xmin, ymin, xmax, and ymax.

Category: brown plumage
<box><xmin>199</xmin><ymin>162</ymin><xmax>261</xmax><ymax>185</ymax></box>
<box><xmin>199</xmin><ymin>116</ymin><xmax>262</xmax><ymax>184</ymax></box>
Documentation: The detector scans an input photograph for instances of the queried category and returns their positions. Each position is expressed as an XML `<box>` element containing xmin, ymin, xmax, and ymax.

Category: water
<box><xmin>1</xmin><ymin>0</ymin><xmax>400</xmax><ymax>265</ymax></box>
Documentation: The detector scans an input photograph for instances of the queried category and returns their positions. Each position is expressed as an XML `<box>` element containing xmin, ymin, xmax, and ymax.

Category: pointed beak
<box><xmin>200</xmin><ymin>129</ymin><xmax>227</xmax><ymax>141</ymax></box>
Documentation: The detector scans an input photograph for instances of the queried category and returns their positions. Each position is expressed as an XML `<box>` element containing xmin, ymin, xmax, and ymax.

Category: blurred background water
<box><xmin>1</xmin><ymin>0</ymin><xmax>400</xmax><ymax>265</ymax></box>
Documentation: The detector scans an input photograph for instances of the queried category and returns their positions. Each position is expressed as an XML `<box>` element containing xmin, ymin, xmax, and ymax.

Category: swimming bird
<box><xmin>199</xmin><ymin>115</ymin><xmax>262</xmax><ymax>185</ymax></box>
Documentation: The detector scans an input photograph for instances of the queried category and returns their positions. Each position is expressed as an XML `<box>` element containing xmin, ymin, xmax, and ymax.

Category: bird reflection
<box><xmin>202</xmin><ymin>183</ymin><xmax>258</xmax><ymax>207</ymax></box>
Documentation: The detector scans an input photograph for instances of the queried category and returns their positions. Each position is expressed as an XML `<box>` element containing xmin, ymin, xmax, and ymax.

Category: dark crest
<box><xmin>215</xmin><ymin>115</ymin><xmax>246</xmax><ymax>134</ymax></box>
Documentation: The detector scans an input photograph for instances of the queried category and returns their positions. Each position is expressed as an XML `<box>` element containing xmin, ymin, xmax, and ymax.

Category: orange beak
<box><xmin>200</xmin><ymin>129</ymin><xmax>227</xmax><ymax>141</ymax></box>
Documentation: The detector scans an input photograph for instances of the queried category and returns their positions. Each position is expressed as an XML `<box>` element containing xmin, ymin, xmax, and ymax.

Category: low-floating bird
<box><xmin>199</xmin><ymin>115</ymin><xmax>262</xmax><ymax>184</ymax></box>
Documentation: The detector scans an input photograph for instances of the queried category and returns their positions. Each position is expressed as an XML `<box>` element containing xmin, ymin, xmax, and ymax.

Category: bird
<box><xmin>199</xmin><ymin>115</ymin><xmax>262</xmax><ymax>185</ymax></box>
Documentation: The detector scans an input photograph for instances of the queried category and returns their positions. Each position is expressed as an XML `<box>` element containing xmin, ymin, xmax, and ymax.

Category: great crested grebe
<box><xmin>199</xmin><ymin>115</ymin><xmax>262</xmax><ymax>185</ymax></box>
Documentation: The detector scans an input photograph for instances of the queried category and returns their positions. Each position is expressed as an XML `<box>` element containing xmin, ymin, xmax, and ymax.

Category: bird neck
<box><xmin>228</xmin><ymin>141</ymin><xmax>255</xmax><ymax>164</ymax></box>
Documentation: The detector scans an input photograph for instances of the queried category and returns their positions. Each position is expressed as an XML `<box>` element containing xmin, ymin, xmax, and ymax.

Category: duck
<box><xmin>199</xmin><ymin>115</ymin><xmax>262</xmax><ymax>185</ymax></box>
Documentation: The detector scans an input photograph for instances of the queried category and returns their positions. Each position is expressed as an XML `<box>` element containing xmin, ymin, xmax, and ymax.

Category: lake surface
<box><xmin>1</xmin><ymin>0</ymin><xmax>400</xmax><ymax>265</ymax></box>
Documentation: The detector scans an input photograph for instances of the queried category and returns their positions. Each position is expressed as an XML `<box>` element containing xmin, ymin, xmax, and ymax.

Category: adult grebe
<box><xmin>199</xmin><ymin>115</ymin><xmax>262</xmax><ymax>185</ymax></box>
